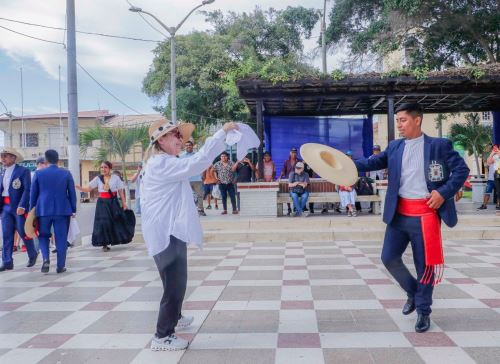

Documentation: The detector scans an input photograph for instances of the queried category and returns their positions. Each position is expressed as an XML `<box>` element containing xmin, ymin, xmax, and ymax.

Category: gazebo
<box><xmin>237</xmin><ymin>65</ymin><xmax>500</xmax><ymax>174</ymax></box>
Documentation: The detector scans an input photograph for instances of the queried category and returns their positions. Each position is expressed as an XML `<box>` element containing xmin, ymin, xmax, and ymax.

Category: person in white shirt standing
<box><xmin>141</xmin><ymin>119</ymin><xmax>238</xmax><ymax>351</ymax></box>
<box><xmin>478</xmin><ymin>145</ymin><xmax>500</xmax><ymax>210</ymax></box>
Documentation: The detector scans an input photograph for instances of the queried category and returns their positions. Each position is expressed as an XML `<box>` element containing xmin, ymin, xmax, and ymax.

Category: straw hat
<box><xmin>24</xmin><ymin>208</ymin><xmax>37</xmax><ymax>239</ymax></box>
<box><xmin>148</xmin><ymin>119</ymin><xmax>195</xmax><ymax>145</ymax></box>
<box><xmin>300</xmin><ymin>143</ymin><xmax>358</xmax><ymax>186</ymax></box>
<box><xmin>0</xmin><ymin>147</ymin><xmax>24</xmax><ymax>163</ymax></box>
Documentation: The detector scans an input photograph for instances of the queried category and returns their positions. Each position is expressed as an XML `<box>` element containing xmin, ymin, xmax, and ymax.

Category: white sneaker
<box><xmin>176</xmin><ymin>315</ymin><xmax>194</xmax><ymax>329</ymax></box>
<box><xmin>150</xmin><ymin>334</ymin><xmax>189</xmax><ymax>351</ymax></box>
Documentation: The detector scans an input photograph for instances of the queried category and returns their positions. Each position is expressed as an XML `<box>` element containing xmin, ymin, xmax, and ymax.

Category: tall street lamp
<box><xmin>129</xmin><ymin>0</ymin><xmax>216</xmax><ymax>125</ymax></box>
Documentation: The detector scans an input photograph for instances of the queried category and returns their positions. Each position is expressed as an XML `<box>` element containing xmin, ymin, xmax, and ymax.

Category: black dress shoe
<box><xmin>415</xmin><ymin>313</ymin><xmax>431</xmax><ymax>333</ymax></box>
<box><xmin>41</xmin><ymin>260</ymin><xmax>50</xmax><ymax>273</ymax></box>
<box><xmin>0</xmin><ymin>263</ymin><xmax>14</xmax><ymax>272</ymax></box>
<box><xmin>402</xmin><ymin>297</ymin><xmax>416</xmax><ymax>315</ymax></box>
<box><xmin>56</xmin><ymin>267</ymin><xmax>66</xmax><ymax>274</ymax></box>
<box><xmin>26</xmin><ymin>253</ymin><xmax>39</xmax><ymax>268</ymax></box>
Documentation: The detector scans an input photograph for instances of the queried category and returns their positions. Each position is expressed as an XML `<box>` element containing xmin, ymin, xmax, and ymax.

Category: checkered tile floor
<box><xmin>1</xmin><ymin>234</ymin><xmax>500</xmax><ymax>363</ymax></box>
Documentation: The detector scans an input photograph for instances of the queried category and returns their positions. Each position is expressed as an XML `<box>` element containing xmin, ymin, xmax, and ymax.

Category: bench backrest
<box><xmin>278</xmin><ymin>178</ymin><xmax>336</xmax><ymax>193</ymax></box>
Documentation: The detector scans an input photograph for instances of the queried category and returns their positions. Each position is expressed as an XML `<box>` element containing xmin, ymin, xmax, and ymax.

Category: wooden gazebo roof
<box><xmin>236</xmin><ymin>65</ymin><xmax>500</xmax><ymax>116</ymax></box>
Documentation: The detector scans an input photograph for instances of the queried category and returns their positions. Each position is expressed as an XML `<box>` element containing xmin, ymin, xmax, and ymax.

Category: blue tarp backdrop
<box><xmin>264</xmin><ymin>116</ymin><xmax>373</xmax><ymax>177</ymax></box>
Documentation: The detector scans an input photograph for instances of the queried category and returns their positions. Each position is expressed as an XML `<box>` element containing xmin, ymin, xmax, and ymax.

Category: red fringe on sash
<box><xmin>397</xmin><ymin>198</ymin><xmax>444</xmax><ymax>286</ymax></box>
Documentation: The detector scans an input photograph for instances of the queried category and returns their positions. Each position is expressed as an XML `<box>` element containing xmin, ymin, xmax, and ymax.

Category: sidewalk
<box><xmin>0</xmin><ymin>218</ymin><xmax>499</xmax><ymax>363</ymax></box>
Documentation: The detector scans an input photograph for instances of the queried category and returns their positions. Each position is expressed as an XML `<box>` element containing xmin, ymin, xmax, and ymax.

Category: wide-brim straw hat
<box><xmin>148</xmin><ymin>119</ymin><xmax>195</xmax><ymax>145</ymax></box>
<box><xmin>24</xmin><ymin>208</ymin><xmax>37</xmax><ymax>239</ymax></box>
<box><xmin>300</xmin><ymin>143</ymin><xmax>358</xmax><ymax>186</ymax></box>
<box><xmin>0</xmin><ymin>147</ymin><xmax>24</xmax><ymax>163</ymax></box>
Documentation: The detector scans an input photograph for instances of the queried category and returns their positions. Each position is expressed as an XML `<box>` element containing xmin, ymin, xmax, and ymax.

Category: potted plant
<box><xmin>449</xmin><ymin>113</ymin><xmax>492</xmax><ymax>203</ymax></box>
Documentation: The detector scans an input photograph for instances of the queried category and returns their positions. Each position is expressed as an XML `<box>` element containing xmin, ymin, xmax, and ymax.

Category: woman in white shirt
<box><xmin>141</xmin><ymin>119</ymin><xmax>237</xmax><ymax>351</ymax></box>
<box><xmin>76</xmin><ymin>161</ymin><xmax>130</xmax><ymax>251</ymax></box>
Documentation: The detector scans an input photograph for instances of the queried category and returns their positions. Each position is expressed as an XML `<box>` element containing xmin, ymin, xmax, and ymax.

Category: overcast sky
<box><xmin>0</xmin><ymin>0</ymin><xmax>339</xmax><ymax>118</ymax></box>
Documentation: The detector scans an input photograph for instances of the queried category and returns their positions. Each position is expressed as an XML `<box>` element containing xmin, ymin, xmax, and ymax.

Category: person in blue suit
<box><xmin>354</xmin><ymin>103</ymin><xmax>469</xmax><ymax>333</ymax></box>
<box><xmin>30</xmin><ymin>149</ymin><xmax>77</xmax><ymax>274</ymax></box>
<box><xmin>0</xmin><ymin>148</ymin><xmax>38</xmax><ymax>271</ymax></box>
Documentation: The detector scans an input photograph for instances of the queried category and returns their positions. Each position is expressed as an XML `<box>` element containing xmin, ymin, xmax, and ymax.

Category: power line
<box><xmin>77</xmin><ymin>62</ymin><xmax>144</xmax><ymax>115</ymax></box>
<box><xmin>125</xmin><ymin>0</ymin><xmax>168</xmax><ymax>38</ymax></box>
<box><xmin>0</xmin><ymin>16</ymin><xmax>162</xmax><ymax>43</ymax></box>
<box><xmin>0</xmin><ymin>24</ymin><xmax>65</xmax><ymax>45</ymax></box>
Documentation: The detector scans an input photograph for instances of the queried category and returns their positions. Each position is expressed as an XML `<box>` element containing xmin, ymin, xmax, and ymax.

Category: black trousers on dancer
<box><xmin>153</xmin><ymin>235</ymin><xmax>187</xmax><ymax>338</ymax></box>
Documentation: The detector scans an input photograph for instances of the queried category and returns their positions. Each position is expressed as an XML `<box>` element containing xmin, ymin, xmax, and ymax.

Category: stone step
<box><xmin>202</xmin><ymin>215</ymin><xmax>499</xmax><ymax>231</ymax></box>
<box><xmin>204</xmin><ymin>226</ymin><xmax>500</xmax><ymax>243</ymax></box>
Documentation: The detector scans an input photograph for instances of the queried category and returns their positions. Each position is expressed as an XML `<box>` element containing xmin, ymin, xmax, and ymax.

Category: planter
<box><xmin>470</xmin><ymin>177</ymin><xmax>487</xmax><ymax>203</ymax></box>
<box><xmin>237</xmin><ymin>182</ymin><xmax>280</xmax><ymax>216</ymax></box>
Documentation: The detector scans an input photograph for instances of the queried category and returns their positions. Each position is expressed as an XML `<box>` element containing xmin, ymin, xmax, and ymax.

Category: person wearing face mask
<box><xmin>76</xmin><ymin>160</ymin><xmax>130</xmax><ymax>252</ymax></box>
<box><xmin>140</xmin><ymin>119</ymin><xmax>239</xmax><ymax>351</ymax></box>
<box><xmin>354</xmin><ymin>103</ymin><xmax>469</xmax><ymax>333</ymax></box>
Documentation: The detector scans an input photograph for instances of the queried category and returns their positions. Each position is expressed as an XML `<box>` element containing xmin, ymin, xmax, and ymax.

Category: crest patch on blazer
<box><xmin>428</xmin><ymin>161</ymin><xmax>444</xmax><ymax>182</ymax></box>
<box><xmin>11</xmin><ymin>178</ymin><xmax>21</xmax><ymax>189</ymax></box>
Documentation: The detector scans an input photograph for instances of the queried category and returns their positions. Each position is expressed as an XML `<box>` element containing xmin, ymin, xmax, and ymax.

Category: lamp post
<box><xmin>129</xmin><ymin>0</ymin><xmax>215</xmax><ymax>125</ymax></box>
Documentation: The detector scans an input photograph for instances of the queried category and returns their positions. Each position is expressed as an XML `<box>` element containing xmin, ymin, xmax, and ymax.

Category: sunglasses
<box><xmin>168</xmin><ymin>130</ymin><xmax>182</xmax><ymax>139</ymax></box>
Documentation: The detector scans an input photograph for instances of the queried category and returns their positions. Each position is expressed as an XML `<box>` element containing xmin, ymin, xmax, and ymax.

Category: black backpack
<box><xmin>355</xmin><ymin>177</ymin><xmax>374</xmax><ymax>196</ymax></box>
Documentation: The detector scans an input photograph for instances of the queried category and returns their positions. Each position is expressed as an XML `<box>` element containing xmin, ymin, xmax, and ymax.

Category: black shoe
<box><xmin>496</xmin><ymin>205</ymin><xmax>500</xmax><ymax>211</ymax></box>
<box><xmin>41</xmin><ymin>260</ymin><xmax>50</xmax><ymax>273</ymax></box>
<box><xmin>321</xmin><ymin>209</ymin><xmax>328</xmax><ymax>214</ymax></box>
<box><xmin>0</xmin><ymin>263</ymin><xmax>14</xmax><ymax>272</ymax></box>
<box><xmin>52</xmin><ymin>248</ymin><xmax>57</xmax><ymax>253</ymax></box>
<box><xmin>56</xmin><ymin>267</ymin><xmax>66</xmax><ymax>274</ymax></box>
<box><xmin>415</xmin><ymin>313</ymin><xmax>431</xmax><ymax>333</ymax></box>
<box><xmin>402</xmin><ymin>297</ymin><xmax>416</xmax><ymax>315</ymax></box>
<box><xmin>26</xmin><ymin>253</ymin><xmax>39</xmax><ymax>268</ymax></box>
<box><xmin>477</xmin><ymin>205</ymin><xmax>487</xmax><ymax>210</ymax></box>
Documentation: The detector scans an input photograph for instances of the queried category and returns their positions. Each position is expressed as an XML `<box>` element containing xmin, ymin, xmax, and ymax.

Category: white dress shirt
<box><xmin>141</xmin><ymin>129</ymin><xmax>226</xmax><ymax>256</ymax></box>
<box><xmin>2</xmin><ymin>164</ymin><xmax>16</xmax><ymax>197</ymax></box>
<box><xmin>399</xmin><ymin>134</ymin><xmax>429</xmax><ymax>199</ymax></box>
<box><xmin>89</xmin><ymin>174</ymin><xmax>125</xmax><ymax>192</ymax></box>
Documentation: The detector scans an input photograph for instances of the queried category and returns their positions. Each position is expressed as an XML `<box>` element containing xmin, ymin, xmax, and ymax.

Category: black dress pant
<box><xmin>153</xmin><ymin>235</ymin><xmax>187</xmax><ymax>338</ymax></box>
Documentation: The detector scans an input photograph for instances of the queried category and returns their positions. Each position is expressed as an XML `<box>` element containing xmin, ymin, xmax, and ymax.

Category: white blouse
<box><xmin>141</xmin><ymin>129</ymin><xmax>226</xmax><ymax>256</ymax></box>
<box><xmin>89</xmin><ymin>174</ymin><xmax>125</xmax><ymax>193</ymax></box>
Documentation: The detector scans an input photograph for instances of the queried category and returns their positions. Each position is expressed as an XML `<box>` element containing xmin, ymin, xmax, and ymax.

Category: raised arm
<box><xmin>354</xmin><ymin>150</ymin><xmax>389</xmax><ymax>172</ymax></box>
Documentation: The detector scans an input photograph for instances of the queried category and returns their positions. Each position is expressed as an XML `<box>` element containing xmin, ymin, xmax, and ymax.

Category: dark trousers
<box><xmin>38</xmin><ymin>215</ymin><xmax>70</xmax><ymax>269</ymax></box>
<box><xmin>1</xmin><ymin>207</ymin><xmax>37</xmax><ymax>265</ymax></box>
<box><xmin>382</xmin><ymin>214</ymin><xmax>434</xmax><ymax>315</ymax></box>
<box><xmin>154</xmin><ymin>236</ymin><xmax>187</xmax><ymax>338</ymax></box>
<box><xmin>219</xmin><ymin>183</ymin><xmax>237</xmax><ymax>211</ymax></box>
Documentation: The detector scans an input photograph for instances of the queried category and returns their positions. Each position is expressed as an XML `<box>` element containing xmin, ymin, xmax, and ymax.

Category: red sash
<box><xmin>397</xmin><ymin>198</ymin><xmax>444</xmax><ymax>286</ymax></box>
<box><xmin>99</xmin><ymin>192</ymin><xmax>117</xmax><ymax>199</ymax></box>
<box><xmin>3</xmin><ymin>196</ymin><xmax>10</xmax><ymax>204</ymax></box>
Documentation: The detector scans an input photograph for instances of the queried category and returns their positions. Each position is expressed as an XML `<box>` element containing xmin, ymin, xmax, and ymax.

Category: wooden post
<box><xmin>256</xmin><ymin>100</ymin><xmax>264</xmax><ymax>181</ymax></box>
<box><xmin>387</xmin><ymin>95</ymin><xmax>395</xmax><ymax>142</ymax></box>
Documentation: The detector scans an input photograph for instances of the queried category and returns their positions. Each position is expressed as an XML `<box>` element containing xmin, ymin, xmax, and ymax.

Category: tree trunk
<box><xmin>472</xmin><ymin>144</ymin><xmax>481</xmax><ymax>179</ymax></box>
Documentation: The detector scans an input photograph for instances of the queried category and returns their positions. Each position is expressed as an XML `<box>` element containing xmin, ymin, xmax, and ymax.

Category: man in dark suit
<box><xmin>355</xmin><ymin>103</ymin><xmax>469</xmax><ymax>333</ymax></box>
<box><xmin>30</xmin><ymin>149</ymin><xmax>76</xmax><ymax>273</ymax></box>
<box><xmin>0</xmin><ymin>148</ymin><xmax>38</xmax><ymax>271</ymax></box>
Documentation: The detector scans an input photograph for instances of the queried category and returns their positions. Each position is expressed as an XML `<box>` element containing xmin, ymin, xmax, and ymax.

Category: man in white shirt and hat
<box><xmin>0</xmin><ymin>147</ymin><xmax>38</xmax><ymax>271</ymax></box>
<box><xmin>141</xmin><ymin>119</ymin><xmax>239</xmax><ymax>351</ymax></box>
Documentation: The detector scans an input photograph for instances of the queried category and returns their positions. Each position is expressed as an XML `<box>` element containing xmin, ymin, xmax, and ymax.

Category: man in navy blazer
<box><xmin>355</xmin><ymin>103</ymin><xmax>469</xmax><ymax>333</ymax></box>
<box><xmin>0</xmin><ymin>148</ymin><xmax>38</xmax><ymax>271</ymax></box>
<box><xmin>30</xmin><ymin>149</ymin><xmax>77</xmax><ymax>273</ymax></box>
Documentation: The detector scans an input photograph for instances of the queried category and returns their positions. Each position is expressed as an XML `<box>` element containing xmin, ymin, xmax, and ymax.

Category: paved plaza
<box><xmin>0</xmin><ymin>215</ymin><xmax>500</xmax><ymax>363</ymax></box>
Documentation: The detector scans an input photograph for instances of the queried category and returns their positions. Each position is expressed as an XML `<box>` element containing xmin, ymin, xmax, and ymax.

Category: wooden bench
<box><xmin>277</xmin><ymin>178</ymin><xmax>381</xmax><ymax>216</ymax></box>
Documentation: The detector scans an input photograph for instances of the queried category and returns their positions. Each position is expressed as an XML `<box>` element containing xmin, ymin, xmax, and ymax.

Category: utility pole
<box><xmin>321</xmin><ymin>0</ymin><xmax>328</xmax><ymax>74</ymax></box>
<box><xmin>66</xmin><ymin>0</ymin><xmax>80</xmax><ymax>184</ymax></box>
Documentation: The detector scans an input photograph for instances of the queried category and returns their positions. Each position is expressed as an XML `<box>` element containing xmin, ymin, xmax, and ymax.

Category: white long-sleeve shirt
<box><xmin>399</xmin><ymin>134</ymin><xmax>429</xmax><ymax>199</ymax></box>
<box><xmin>141</xmin><ymin>129</ymin><xmax>226</xmax><ymax>256</ymax></box>
<box><xmin>2</xmin><ymin>164</ymin><xmax>15</xmax><ymax>197</ymax></box>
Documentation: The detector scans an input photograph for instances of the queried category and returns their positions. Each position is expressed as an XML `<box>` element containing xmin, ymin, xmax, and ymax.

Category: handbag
<box><xmin>212</xmin><ymin>184</ymin><xmax>222</xmax><ymax>199</ymax></box>
<box><xmin>291</xmin><ymin>185</ymin><xmax>305</xmax><ymax>195</ymax></box>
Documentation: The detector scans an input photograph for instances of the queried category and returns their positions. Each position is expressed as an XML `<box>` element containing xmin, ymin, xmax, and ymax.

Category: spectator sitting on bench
<box><xmin>288</xmin><ymin>162</ymin><xmax>310</xmax><ymax>217</ymax></box>
<box><xmin>339</xmin><ymin>184</ymin><xmax>357</xmax><ymax>217</ymax></box>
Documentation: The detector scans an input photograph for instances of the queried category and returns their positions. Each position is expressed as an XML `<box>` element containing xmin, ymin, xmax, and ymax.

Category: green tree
<box><xmin>142</xmin><ymin>6</ymin><xmax>320</xmax><ymax>123</ymax></box>
<box><xmin>449</xmin><ymin>113</ymin><xmax>492</xmax><ymax>178</ymax></box>
<box><xmin>79</xmin><ymin>124</ymin><xmax>150</xmax><ymax>204</ymax></box>
<box><xmin>325</xmin><ymin>0</ymin><xmax>500</xmax><ymax>69</ymax></box>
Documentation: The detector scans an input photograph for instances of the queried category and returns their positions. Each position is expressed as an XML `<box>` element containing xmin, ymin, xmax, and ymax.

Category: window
<box><xmin>19</xmin><ymin>133</ymin><xmax>39</xmax><ymax>147</ymax></box>
<box><xmin>482</xmin><ymin>112</ymin><xmax>491</xmax><ymax>122</ymax></box>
